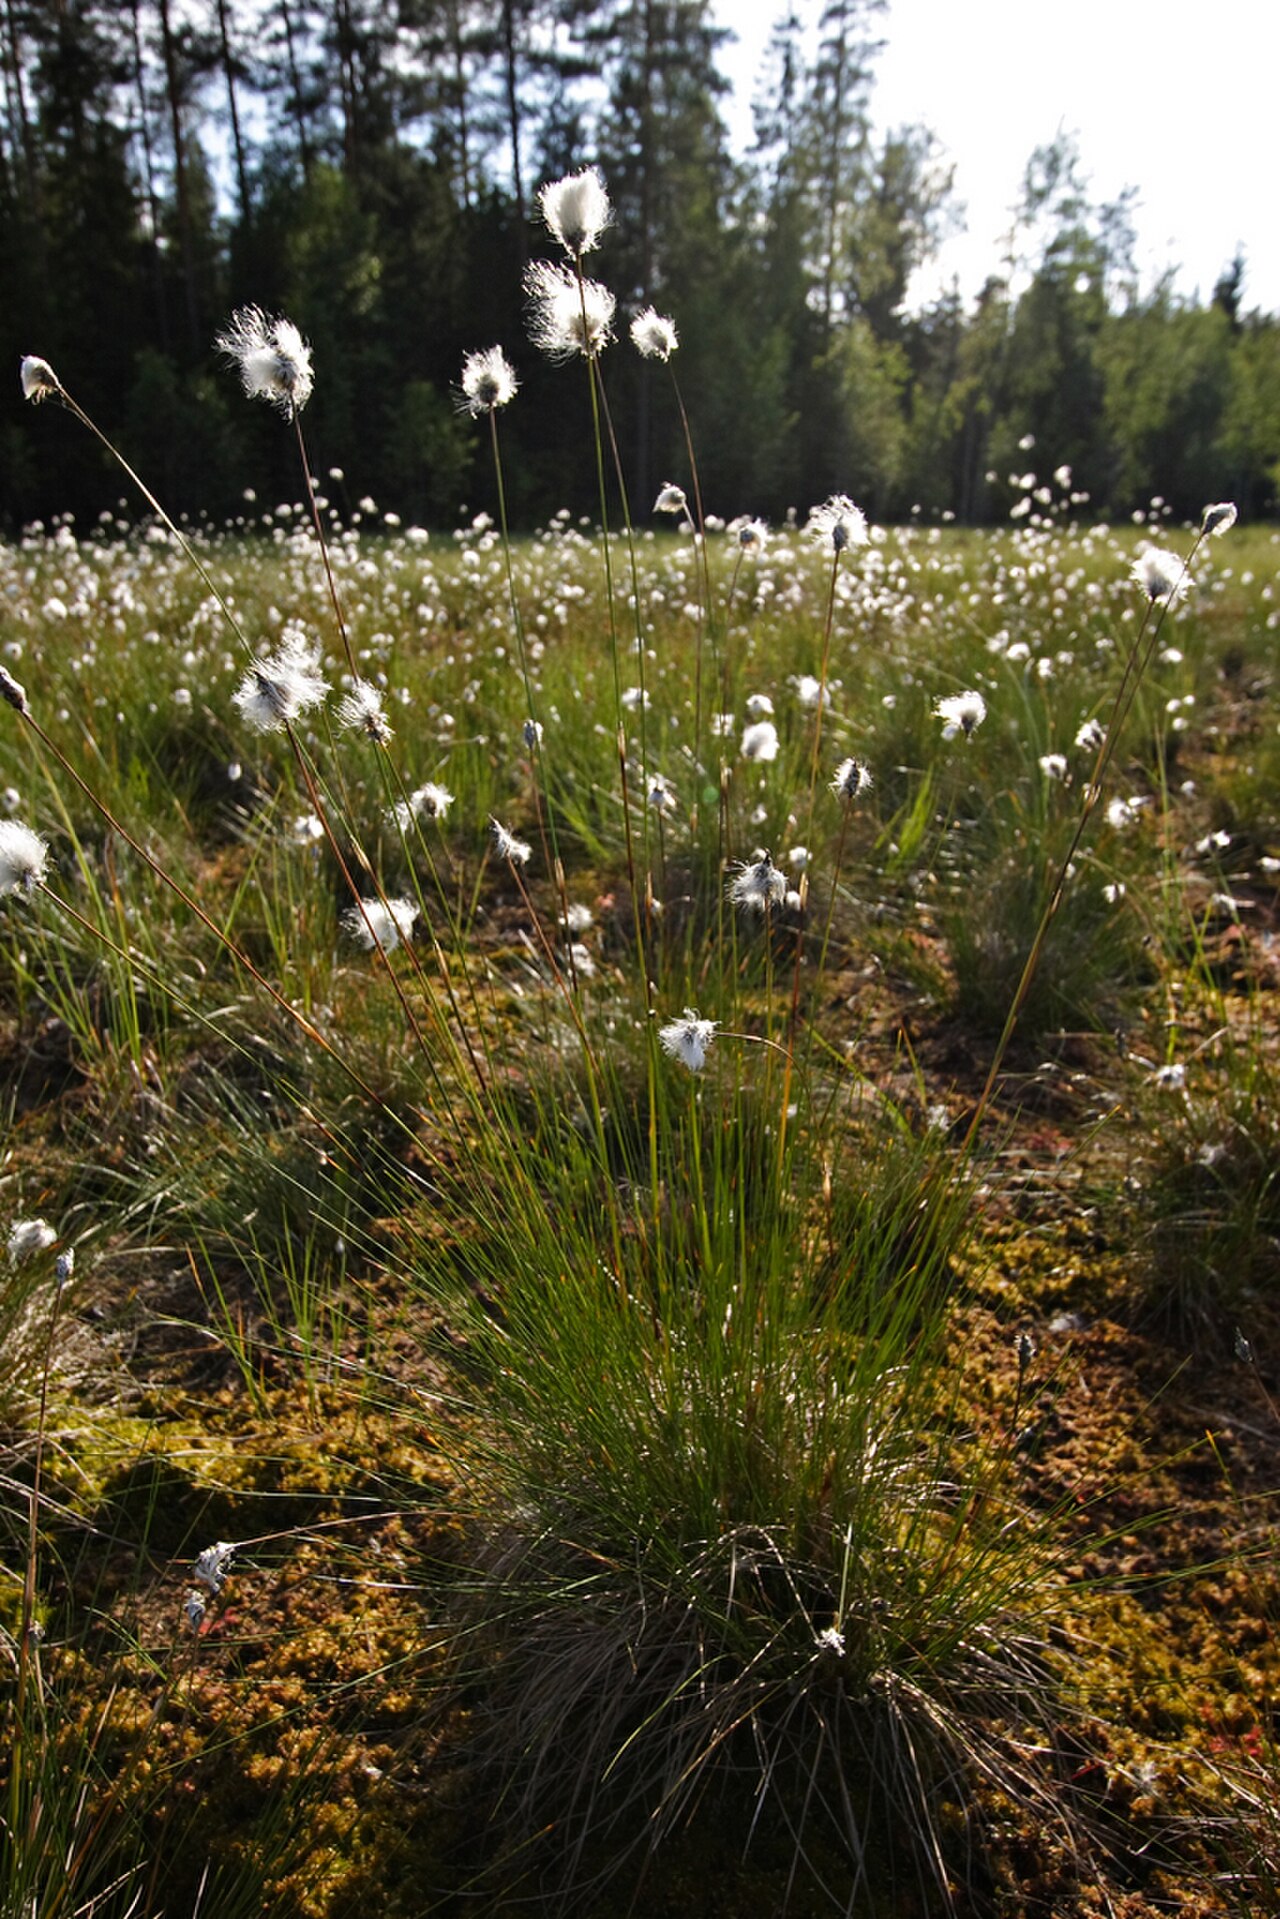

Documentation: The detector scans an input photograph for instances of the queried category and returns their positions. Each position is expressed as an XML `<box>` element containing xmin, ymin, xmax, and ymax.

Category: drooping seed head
<box><xmin>20</xmin><ymin>356</ymin><xmax>61</xmax><ymax>405</ymax></box>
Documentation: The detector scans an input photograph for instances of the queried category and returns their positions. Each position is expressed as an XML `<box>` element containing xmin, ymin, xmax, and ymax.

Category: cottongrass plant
<box><xmin>5</xmin><ymin>178</ymin><xmax>1264</xmax><ymax>1919</ymax></box>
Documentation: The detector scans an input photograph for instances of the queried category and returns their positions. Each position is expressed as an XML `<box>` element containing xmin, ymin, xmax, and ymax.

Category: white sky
<box><xmin>714</xmin><ymin>0</ymin><xmax>1280</xmax><ymax>315</ymax></box>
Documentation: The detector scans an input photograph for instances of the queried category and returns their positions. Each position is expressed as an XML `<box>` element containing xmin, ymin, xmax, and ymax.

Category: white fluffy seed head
<box><xmin>934</xmin><ymin>690</ymin><xmax>987</xmax><ymax>741</ymax></box>
<box><xmin>491</xmin><ymin>818</ymin><xmax>532</xmax><ymax>865</ymax></box>
<box><xmin>215</xmin><ymin>307</ymin><xmax>314</xmax><ymax>417</ymax></box>
<box><xmin>460</xmin><ymin>345</ymin><xmax>519</xmax><ymax>416</ymax></box>
<box><xmin>806</xmin><ymin>494</ymin><xmax>868</xmax><ymax>554</ymax></box>
<box><xmin>741</xmin><ymin>720</ymin><xmax>779</xmax><ymax>762</ymax></box>
<box><xmin>1130</xmin><ymin>547</ymin><xmax>1190</xmax><ymax>604</ymax></box>
<box><xmin>233</xmin><ymin>636</ymin><xmax>329</xmax><ymax>733</ymax></box>
<box><xmin>538</xmin><ymin>167</ymin><xmax>612</xmax><ymax>256</ymax></box>
<box><xmin>830</xmin><ymin>757</ymin><xmax>873</xmax><ymax>802</ymax></box>
<box><xmin>524</xmin><ymin>260</ymin><xmax>615</xmax><ymax>360</ymax></box>
<box><xmin>20</xmin><ymin>356</ymin><xmax>60</xmax><ymax>405</ymax></box>
<box><xmin>659</xmin><ymin>1008</ymin><xmax>718</xmax><ymax>1072</ymax></box>
<box><xmin>630</xmin><ymin>307</ymin><xmax>679</xmax><ymax>361</ymax></box>
<box><xmin>343</xmin><ymin>897</ymin><xmax>418</xmax><ymax>953</ymax></box>
<box><xmin>0</xmin><ymin>820</ymin><xmax>48</xmax><ymax>895</ymax></box>
<box><xmin>8</xmin><ymin>1217</ymin><xmax>56</xmax><ymax>1262</ymax></box>
<box><xmin>729</xmin><ymin>851</ymin><xmax>786</xmax><ymax>913</ymax></box>
<box><xmin>337</xmin><ymin>680</ymin><xmax>393</xmax><ymax>743</ymax></box>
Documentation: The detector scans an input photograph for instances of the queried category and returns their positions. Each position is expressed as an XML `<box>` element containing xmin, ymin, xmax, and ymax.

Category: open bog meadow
<box><xmin>4</xmin><ymin>210</ymin><xmax>1280</xmax><ymax>1919</ymax></box>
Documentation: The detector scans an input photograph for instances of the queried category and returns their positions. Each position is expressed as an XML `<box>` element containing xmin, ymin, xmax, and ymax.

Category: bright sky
<box><xmin>715</xmin><ymin>0</ymin><xmax>1280</xmax><ymax>316</ymax></box>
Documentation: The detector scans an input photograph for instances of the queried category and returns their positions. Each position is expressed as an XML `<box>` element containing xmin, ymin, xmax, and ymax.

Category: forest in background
<box><xmin>3</xmin><ymin>0</ymin><xmax>1279</xmax><ymax>531</ymax></box>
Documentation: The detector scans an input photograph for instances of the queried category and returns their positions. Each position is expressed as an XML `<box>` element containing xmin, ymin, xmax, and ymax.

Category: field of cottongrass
<box><xmin>3</xmin><ymin>172</ymin><xmax>1280</xmax><ymax>1919</ymax></box>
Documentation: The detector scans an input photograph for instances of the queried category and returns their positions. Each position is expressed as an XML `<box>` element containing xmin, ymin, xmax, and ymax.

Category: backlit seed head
<box><xmin>1130</xmin><ymin>547</ymin><xmax>1189</xmax><ymax>604</ymax></box>
<box><xmin>538</xmin><ymin>167</ymin><xmax>612</xmax><ymax>256</ymax></box>
<box><xmin>215</xmin><ymin>307</ymin><xmax>314</xmax><ymax>418</ymax></box>
<box><xmin>524</xmin><ymin>260</ymin><xmax>615</xmax><ymax>360</ymax></box>
<box><xmin>460</xmin><ymin>345</ymin><xmax>519</xmax><ymax>415</ymax></box>
<box><xmin>630</xmin><ymin>307</ymin><xmax>679</xmax><ymax>361</ymax></box>
<box><xmin>806</xmin><ymin>494</ymin><xmax>868</xmax><ymax>554</ymax></box>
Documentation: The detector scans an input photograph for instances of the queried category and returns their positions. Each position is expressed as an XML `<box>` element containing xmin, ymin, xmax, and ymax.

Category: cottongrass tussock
<box><xmin>215</xmin><ymin>307</ymin><xmax>314</xmax><ymax>418</ymax></box>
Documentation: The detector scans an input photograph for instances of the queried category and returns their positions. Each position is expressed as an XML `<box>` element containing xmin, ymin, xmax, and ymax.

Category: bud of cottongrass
<box><xmin>55</xmin><ymin>1249</ymin><xmax>75</xmax><ymax>1286</ymax></box>
<box><xmin>215</xmin><ymin>306</ymin><xmax>314</xmax><ymax>418</ymax></box>
<box><xmin>538</xmin><ymin>166</ymin><xmax>611</xmax><ymax>257</ymax></box>
<box><xmin>0</xmin><ymin>821</ymin><xmax>48</xmax><ymax>895</ymax></box>
<box><xmin>20</xmin><ymin>356</ymin><xmax>61</xmax><ymax>405</ymax></box>
<box><xmin>659</xmin><ymin>1008</ymin><xmax>717</xmax><ymax>1072</ymax></box>
<box><xmin>183</xmin><ymin>1591</ymin><xmax>206</xmax><ymax>1633</ymax></box>
<box><xmin>1201</xmin><ymin>502</ymin><xmax>1237</xmax><ymax>537</ymax></box>
<box><xmin>630</xmin><ymin>307</ymin><xmax>679</xmax><ymax>361</ymax></box>
<box><xmin>1016</xmin><ymin>1330</ymin><xmax>1035</xmax><ymax>1373</ymax></box>
<box><xmin>1234</xmin><ymin>1328</ymin><xmax>1255</xmax><ymax>1365</ymax></box>
<box><xmin>460</xmin><ymin>345</ymin><xmax>519</xmax><ymax>416</ymax></box>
